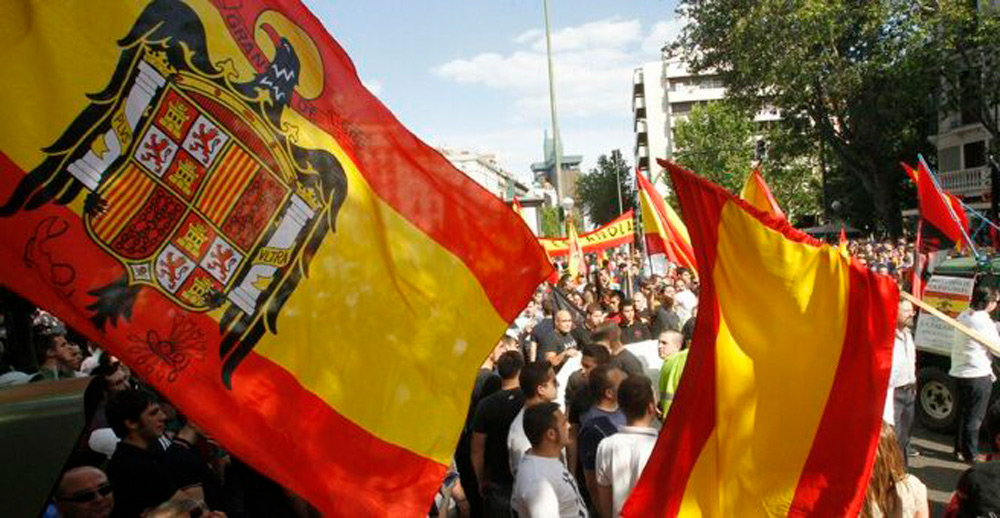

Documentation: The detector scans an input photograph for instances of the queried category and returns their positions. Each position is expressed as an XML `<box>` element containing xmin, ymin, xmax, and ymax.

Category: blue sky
<box><xmin>303</xmin><ymin>0</ymin><xmax>683</xmax><ymax>181</ymax></box>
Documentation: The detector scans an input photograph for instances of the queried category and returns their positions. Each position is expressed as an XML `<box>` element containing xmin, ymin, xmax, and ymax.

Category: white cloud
<box><xmin>434</xmin><ymin>17</ymin><xmax>685</xmax><ymax>121</ymax></box>
<box><xmin>642</xmin><ymin>18</ymin><xmax>686</xmax><ymax>55</ymax></box>
<box><xmin>432</xmin><ymin>16</ymin><xmax>688</xmax><ymax>174</ymax></box>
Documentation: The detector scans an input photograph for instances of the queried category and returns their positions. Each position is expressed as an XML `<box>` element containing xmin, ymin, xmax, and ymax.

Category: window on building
<box><xmin>939</xmin><ymin>145</ymin><xmax>961</xmax><ymax>172</ymax></box>
<box><xmin>964</xmin><ymin>140</ymin><xmax>986</xmax><ymax>169</ymax></box>
<box><xmin>672</xmin><ymin>101</ymin><xmax>694</xmax><ymax>114</ymax></box>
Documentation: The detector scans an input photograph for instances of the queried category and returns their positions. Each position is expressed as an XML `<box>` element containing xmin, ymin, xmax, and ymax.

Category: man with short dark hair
<box><xmin>578</xmin><ymin>364</ymin><xmax>627</xmax><ymax>507</ymax></box>
<box><xmin>596</xmin><ymin>375</ymin><xmax>659</xmax><ymax>518</ymax></box>
<box><xmin>54</xmin><ymin>466</ymin><xmax>114</xmax><ymax>518</ymax></box>
<box><xmin>456</xmin><ymin>339</ymin><xmax>509</xmax><ymax>516</ymax></box>
<box><xmin>471</xmin><ymin>351</ymin><xmax>525</xmax><ymax>517</ymax></box>
<box><xmin>105</xmin><ymin>390</ymin><xmax>202</xmax><ymax>518</ymax></box>
<box><xmin>593</xmin><ymin>323</ymin><xmax>644</xmax><ymax>378</ymax></box>
<box><xmin>511</xmin><ymin>402</ymin><xmax>589</xmax><ymax>517</ymax></box>
<box><xmin>952</xmin><ymin>286</ymin><xmax>1000</xmax><ymax>462</ymax></box>
<box><xmin>508</xmin><ymin>362</ymin><xmax>559</xmax><ymax>476</ymax></box>
<box><xmin>618</xmin><ymin>299</ymin><xmax>650</xmax><ymax>345</ymax></box>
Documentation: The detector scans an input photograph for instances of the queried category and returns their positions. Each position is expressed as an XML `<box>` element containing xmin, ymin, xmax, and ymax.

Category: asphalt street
<box><xmin>909</xmin><ymin>423</ymin><xmax>970</xmax><ymax>517</ymax></box>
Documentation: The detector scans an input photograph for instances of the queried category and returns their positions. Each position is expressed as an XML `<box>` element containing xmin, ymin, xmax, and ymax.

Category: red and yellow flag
<box><xmin>902</xmin><ymin>160</ymin><xmax>970</xmax><ymax>253</ymax></box>
<box><xmin>566</xmin><ymin>219</ymin><xmax>587</xmax><ymax>279</ymax></box>
<box><xmin>637</xmin><ymin>171</ymin><xmax>697</xmax><ymax>272</ymax></box>
<box><xmin>740</xmin><ymin>168</ymin><xmax>785</xmax><ymax>218</ymax></box>
<box><xmin>624</xmin><ymin>161</ymin><xmax>897</xmax><ymax>517</ymax></box>
<box><xmin>0</xmin><ymin>1</ymin><xmax>551</xmax><ymax>515</ymax></box>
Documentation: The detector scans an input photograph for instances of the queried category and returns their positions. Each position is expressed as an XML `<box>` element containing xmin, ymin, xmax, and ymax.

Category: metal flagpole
<box><xmin>543</xmin><ymin>0</ymin><xmax>563</xmax><ymax>208</ymax></box>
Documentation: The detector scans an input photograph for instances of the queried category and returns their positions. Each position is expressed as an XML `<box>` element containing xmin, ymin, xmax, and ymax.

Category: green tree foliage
<box><xmin>539</xmin><ymin>206</ymin><xmax>562</xmax><ymax>238</ymax></box>
<box><xmin>918</xmin><ymin>0</ymin><xmax>1000</xmax><ymax>149</ymax></box>
<box><xmin>575</xmin><ymin>150</ymin><xmax>636</xmax><ymax>226</ymax></box>
<box><xmin>676</xmin><ymin>0</ymin><xmax>937</xmax><ymax>235</ymax></box>
<box><xmin>673</xmin><ymin>101</ymin><xmax>821</xmax><ymax>222</ymax></box>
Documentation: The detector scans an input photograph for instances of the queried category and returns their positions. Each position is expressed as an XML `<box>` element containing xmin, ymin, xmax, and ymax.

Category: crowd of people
<box><xmin>2</xmin><ymin>236</ymin><xmax>1000</xmax><ymax>517</ymax></box>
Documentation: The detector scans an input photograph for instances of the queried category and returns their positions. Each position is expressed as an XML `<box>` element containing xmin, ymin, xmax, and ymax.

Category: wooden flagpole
<box><xmin>901</xmin><ymin>291</ymin><xmax>1000</xmax><ymax>356</ymax></box>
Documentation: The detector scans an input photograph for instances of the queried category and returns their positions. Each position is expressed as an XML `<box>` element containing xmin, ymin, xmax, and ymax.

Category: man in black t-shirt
<box><xmin>455</xmin><ymin>339</ymin><xmax>509</xmax><ymax>516</ymax></box>
<box><xmin>105</xmin><ymin>390</ymin><xmax>202</xmax><ymax>518</ymax></box>
<box><xmin>470</xmin><ymin>350</ymin><xmax>525</xmax><ymax>517</ymax></box>
<box><xmin>619</xmin><ymin>299</ymin><xmax>651</xmax><ymax>345</ymax></box>
<box><xmin>593</xmin><ymin>323</ymin><xmax>644</xmax><ymax>378</ymax></box>
<box><xmin>537</xmin><ymin>310</ymin><xmax>580</xmax><ymax>371</ymax></box>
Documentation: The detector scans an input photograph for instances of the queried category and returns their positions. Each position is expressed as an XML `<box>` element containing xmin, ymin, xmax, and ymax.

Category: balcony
<box><xmin>633</xmin><ymin>95</ymin><xmax>645</xmax><ymax>112</ymax></box>
<box><xmin>633</xmin><ymin>68</ymin><xmax>644</xmax><ymax>85</ymax></box>
<box><xmin>635</xmin><ymin>119</ymin><xmax>647</xmax><ymax>134</ymax></box>
<box><xmin>637</xmin><ymin>144</ymin><xmax>649</xmax><ymax>158</ymax></box>
<box><xmin>938</xmin><ymin>166</ymin><xmax>990</xmax><ymax>197</ymax></box>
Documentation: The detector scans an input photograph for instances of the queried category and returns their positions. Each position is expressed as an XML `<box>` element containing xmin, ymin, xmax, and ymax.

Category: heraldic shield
<box><xmin>0</xmin><ymin>0</ymin><xmax>348</xmax><ymax>387</ymax></box>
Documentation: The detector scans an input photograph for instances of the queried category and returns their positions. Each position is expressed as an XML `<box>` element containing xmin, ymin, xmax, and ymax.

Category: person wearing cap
<box><xmin>30</xmin><ymin>312</ymin><xmax>82</xmax><ymax>382</ymax></box>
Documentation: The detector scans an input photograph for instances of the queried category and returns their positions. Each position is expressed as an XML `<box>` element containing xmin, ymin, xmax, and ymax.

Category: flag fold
<box><xmin>740</xmin><ymin>168</ymin><xmax>785</xmax><ymax>218</ymax></box>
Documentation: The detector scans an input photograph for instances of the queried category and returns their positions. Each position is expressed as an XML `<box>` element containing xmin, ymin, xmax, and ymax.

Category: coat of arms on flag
<box><xmin>0</xmin><ymin>0</ymin><xmax>347</xmax><ymax>387</ymax></box>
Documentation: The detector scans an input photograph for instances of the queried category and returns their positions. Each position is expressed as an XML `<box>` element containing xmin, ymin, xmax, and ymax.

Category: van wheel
<box><xmin>917</xmin><ymin>367</ymin><xmax>958</xmax><ymax>432</ymax></box>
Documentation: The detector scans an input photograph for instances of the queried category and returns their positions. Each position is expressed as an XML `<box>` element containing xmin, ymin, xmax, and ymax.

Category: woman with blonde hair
<box><xmin>861</xmin><ymin>422</ymin><xmax>929</xmax><ymax>518</ymax></box>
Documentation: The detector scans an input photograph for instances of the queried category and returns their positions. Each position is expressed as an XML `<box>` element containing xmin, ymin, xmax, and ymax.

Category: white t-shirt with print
<box><xmin>512</xmin><ymin>454</ymin><xmax>588</xmax><ymax>518</ymax></box>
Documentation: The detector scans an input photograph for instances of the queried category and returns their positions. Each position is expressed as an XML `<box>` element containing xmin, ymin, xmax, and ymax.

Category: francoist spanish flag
<box><xmin>740</xmin><ymin>168</ymin><xmax>785</xmax><ymax>218</ymax></box>
<box><xmin>637</xmin><ymin>171</ymin><xmax>697</xmax><ymax>272</ymax></box>
<box><xmin>623</xmin><ymin>161</ymin><xmax>897</xmax><ymax>517</ymax></box>
<box><xmin>0</xmin><ymin>1</ymin><xmax>551</xmax><ymax>515</ymax></box>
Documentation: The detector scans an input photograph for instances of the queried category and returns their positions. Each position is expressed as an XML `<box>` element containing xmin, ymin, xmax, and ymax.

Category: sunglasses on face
<box><xmin>61</xmin><ymin>482</ymin><xmax>112</xmax><ymax>503</ymax></box>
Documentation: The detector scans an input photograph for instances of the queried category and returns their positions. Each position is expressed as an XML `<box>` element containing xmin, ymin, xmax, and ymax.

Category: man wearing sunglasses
<box><xmin>54</xmin><ymin>466</ymin><xmax>114</xmax><ymax>518</ymax></box>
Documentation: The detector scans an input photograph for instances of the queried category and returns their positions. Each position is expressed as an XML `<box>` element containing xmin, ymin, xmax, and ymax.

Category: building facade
<box><xmin>632</xmin><ymin>49</ymin><xmax>779</xmax><ymax>186</ymax></box>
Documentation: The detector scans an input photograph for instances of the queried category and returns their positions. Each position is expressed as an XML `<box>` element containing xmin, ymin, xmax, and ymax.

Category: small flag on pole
<box><xmin>637</xmin><ymin>171</ymin><xmax>697</xmax><ymax>273</ymax></box>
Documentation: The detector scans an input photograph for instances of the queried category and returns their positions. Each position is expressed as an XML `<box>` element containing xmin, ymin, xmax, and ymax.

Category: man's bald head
<box><xmin>555</xmin><ymin>310</ymin><xmax>573</xmax><ymax>333</ymax></box>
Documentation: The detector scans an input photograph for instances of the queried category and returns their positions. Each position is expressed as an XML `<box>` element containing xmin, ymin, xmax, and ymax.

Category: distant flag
<box><xmin>512</xmin><ymin>196</ymin><xmax>525</xmax><ymax>219</ymax></box>
<box><xmin>740</xmin><ymin>168</ymin><xmax>785</xmax><ymax>218</ymax></box>
<box><xmin>624</xmin><ymin>161</ymin><xmax>897</xmax><ymax>517</ymax></box>
<box><xmin>0</xmin><ymin>1</ymin><xmax>552</xmax><ymax>515</ymax></box>
<box><xmin>567</xmin><ymin>219</ymin><xmax>587</xmax><ymax>279</ymax></box>
<box><xmin>902</xmin><ymin>161</ymin><xmax>971</xmax><ymax>253</ymax></box>
<box><xmin>839</xmin><ymin>226</ymin><xmax>849</xmax><ymax>253</ymax></box>
<box><xmin>637</xmin><ymin>171</ymin><xmax>697</xmax><ymax>273</ymax></box>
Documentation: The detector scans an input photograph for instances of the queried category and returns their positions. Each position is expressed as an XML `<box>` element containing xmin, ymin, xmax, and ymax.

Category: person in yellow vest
<box><xmin>657</xmin><ymin>330</ymin><xmax>688</xmax><ymax>417</ymax></box>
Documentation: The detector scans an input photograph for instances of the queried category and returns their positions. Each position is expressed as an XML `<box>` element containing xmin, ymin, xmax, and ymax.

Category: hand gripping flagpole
<box><xmin>917</xmin><ymin>154</ymin><xmax>981</xmax><ymax>259</ymax></box>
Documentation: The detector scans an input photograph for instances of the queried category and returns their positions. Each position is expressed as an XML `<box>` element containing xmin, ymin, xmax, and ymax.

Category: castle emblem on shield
<box><xmin>0</xmin><ymin>0</ymin><xmax>348</xmax><ymax>387</ymax></box>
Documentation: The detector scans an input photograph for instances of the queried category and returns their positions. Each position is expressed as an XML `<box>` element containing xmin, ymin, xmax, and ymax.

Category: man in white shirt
<box><xmin>951</xmin><ymin>286</ymin><xmax>1000</xmax><ymax>462</ymax></box>
<box><xmin>672</xmin><ymin>279</ymin><xmax>697</xmax><ymax>324</ymax></box>
<box><xmin>509</xmin><ymin>362</ymin><xmax>558</xmax><ymax>477</ymax></box>
<box><xmin>511</xmin><ymin>402</ymin><xmax>589</xmax><ymax>518</ymax></box>
<box><xmin>595</xmin><ymin>374</ymin><xmax>659</xmax><ymax>518</ymax></box>
<box><xmin>889</xmin><ymin>299</ymin><xmax>917</xmax><ymax>463</ymax></box>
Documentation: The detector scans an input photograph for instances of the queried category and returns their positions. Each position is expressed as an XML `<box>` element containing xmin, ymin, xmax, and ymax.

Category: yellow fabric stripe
<box><xmin>639</xmin><ymin>190</ymin><xmax>666</xmax><ymax>238</ymax></box>
<box><xmin>252</xmin><ymin>109</ymin><xmax>508</xmax><ymax>464</ymax></box>
<box><xmin>205</xmin><ymin>151</ymin><xmax>255</xmax><ymax>223</ymax></box>
<box><xmin>740</xmin><ymin>174</ymin><xmax>770</xmax><ymax>214</ymax></box>
<box><xmin>93</xmin><ymin>167</ymin><xmax>141</xmax><ymax>236</ymax></box>
<box><xmin>680</xmin><ymin>201</ymin><xmax>850</xmax><ymax>516</ymax></box>
<box><xmin>199</xmin><ymin>148</ymin><xmax>244</xmax><ymax>222</ymax></box>
<box><xmin>97</xmin><ymin>169</ymin><xmax>154</xmax><ymax>241</ymax></box>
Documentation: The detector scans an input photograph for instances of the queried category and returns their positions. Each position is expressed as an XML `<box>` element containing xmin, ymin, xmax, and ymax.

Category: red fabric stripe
<box><xmin>621</xmin><ymin>162</ymin><xmax>726</xmax><ymax>517</ymax></box>
<box><xmin>211</xmin><ymin>0</ymin><xmax>552</xmax><ymax>321</ymax></box>
<box><xmin>788</xmin><ymin>259</ymin><xmax>897</xmax><ymax>515</ymax></box>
